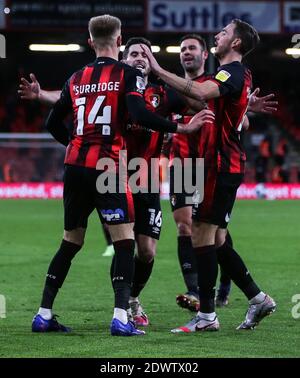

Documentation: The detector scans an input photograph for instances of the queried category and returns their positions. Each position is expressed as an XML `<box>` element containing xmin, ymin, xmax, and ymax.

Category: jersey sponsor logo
<box><xmin>127</xmin><ymin>122</ymin><xmax>153</xmax><ymax>133</ymax></box>
<box><xmin>150</xmin><ymin>94</ymin><xmax>160</xmax><ymax>108</ymax></box>
<box><xmin>136</xmin><ymin>76</ymin><xmax>146</xmax><ymax>93</ymax></box>
<box><xmin>172</xmin><ymin>114</ymin><xmax>183</xmax><ymax>121</ymax></box>
<box><xmin>101</xmin><ymin>208</ymin><xmax>125</xmax><ymax>222</ymax></box>
<box><xmin>215</xmin><ymin>70</ymin><xmax>231</xmax><ymax>83</ymax></box>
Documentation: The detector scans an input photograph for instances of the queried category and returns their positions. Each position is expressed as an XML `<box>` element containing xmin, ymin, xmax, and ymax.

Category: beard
<box><xmin>181</xmin><ymin>56</ymin><xmax>202</xmax><ymax>74</ymax></box>
<box><xmin>214</xmin><ymin>39</ymin><xmax>233</xmax><ymax>60</ymax></box>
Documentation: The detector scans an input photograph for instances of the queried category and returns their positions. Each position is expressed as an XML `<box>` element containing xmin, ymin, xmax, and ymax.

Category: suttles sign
<box><xmin>148</xmin><ymin>0</ymin><xmax>280</xmax><ymax>33</ymax></box>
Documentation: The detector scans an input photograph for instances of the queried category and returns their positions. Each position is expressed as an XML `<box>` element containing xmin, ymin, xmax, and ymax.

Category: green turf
<box><xmin>0</xmin><ymin>199</ymin><xmax>299</xmax><ymax>358</ymax></box>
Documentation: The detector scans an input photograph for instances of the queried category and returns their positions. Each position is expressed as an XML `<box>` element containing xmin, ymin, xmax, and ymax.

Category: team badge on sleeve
<box><xmin>136</xmin><ymin>76</ymin><xmax>146</xmax><ymax>93</ymax></box>
<box><xmin>215</xmin><ymin>70</ymin><xmax>231</xmax><ymax>82</ymax></box>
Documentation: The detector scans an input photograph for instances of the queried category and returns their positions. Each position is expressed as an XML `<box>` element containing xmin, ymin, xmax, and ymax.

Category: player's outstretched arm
<box><xmin>18</xmin><ymin>73</ymin><xmax>61</xmax><ymax>105</ymax></box>
<box><xmin>248</xmin><ymin>88</ymin><xmax>278</xmax><ymax>114</ymax></box>
<box><xmin>140</xmin><ymin>44</ymin><xmax>220</xmax><ymax>101</ymax></box>
<box><xmin>242</xmin><ymin>115</ymin><xmax>250</xmax><ymax>131</ymax></box>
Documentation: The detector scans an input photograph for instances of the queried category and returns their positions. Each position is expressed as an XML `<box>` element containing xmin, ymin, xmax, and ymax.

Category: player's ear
<box><xmin>203</xmin><ymin>50</ymin><xmax>209</xmax><ymax>60</ymax></box>
<box><xmin>232</xmin><ymin>37</ymin><xmax>242</xmax><ymax>51</ymax></box>
<box><xmin>88</xmin><ymin>38</ymin><xmax>94</xmax><ymax>49</ymax></box>
<box><xmin>117</xmin><ymin>35</ymin><xmax>122</xmax><ymax>48</ymax></box>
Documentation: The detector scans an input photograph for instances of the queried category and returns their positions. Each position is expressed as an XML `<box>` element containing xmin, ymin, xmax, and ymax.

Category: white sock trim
<box><xmin>38</xmin><ymin>307</ymin><xmax>52</xmax><ymax>320</ymax></box>
<box><xmin>250</xmin><ymin>291</ymin><xmax>266</xmax><ymax>304</ymax></box>
<box><xmin>198</xmin><ymin>311</ymin><xmax>216</xmax><ymax>321</ymax></box>
<box><xmin>113</xmin><ymin>308</ymin><xmax>128</xmax><ymax>324</ymax></box>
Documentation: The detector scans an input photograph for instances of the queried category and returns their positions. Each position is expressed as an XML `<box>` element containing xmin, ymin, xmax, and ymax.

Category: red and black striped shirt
<box><xmin>126</xmin><ymin>83</ymin><xmax>185</xmax><ymax>162</ymax></box>
<box><xmin>170</xmin><ymin>73</ymin><xmax>218</xmax><ymax>168</ymax></box>
<box><xmin>56</xmin><ymin>57</ymin><xmax>145</xmax><ymax>168</ymax></box>
<box><xmin>210</xmin><ymin>61</ymin><xmax>252</xmax><ymax>174</ymax></box>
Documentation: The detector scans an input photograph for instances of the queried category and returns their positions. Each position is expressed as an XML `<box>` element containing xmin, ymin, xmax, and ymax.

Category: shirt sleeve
<box><xmin>209</xmin><ymin>63</ymin><xmax>245</xmax><ymax>97</ymax></box>
<box><xmin>45</xmin><ymin>78</ymin><xmax>72</xmax><ymax>146</ymax></box>
<box><xmin>123</xmin><ymin>65</ymin><xmax>146</xmax><ymax>97</ymax></box>
<box><xmin>164</xmin><ymin>86</ymin><xmax>187</xmax><ymax>114</ymax></box>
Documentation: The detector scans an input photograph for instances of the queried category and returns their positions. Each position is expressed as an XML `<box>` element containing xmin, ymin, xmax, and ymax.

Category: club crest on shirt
<box><xmin>149</xmin><ymin>94</ymin><xmax>160</xmax><ymax>108</ymax></box>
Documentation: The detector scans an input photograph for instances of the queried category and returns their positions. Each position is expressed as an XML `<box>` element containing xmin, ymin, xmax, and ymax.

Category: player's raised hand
<box><xmin>140</xmin><ymin>44</ymin><xmax>161</xmax><ymax>75</ymax></box>
<box><xmin>177</xmin><ymin>109</ymin><xmax>215</xmax><ymax>134</ymax></box>
<box><xmin>18</xmin><ymin>73</ymin><xmax>41</xmax><ymax>100</ymax></box>
<box><xmin>248</xmin><ymin>87</ymin><xmax>278</xmax><ymax>114</ymax></box>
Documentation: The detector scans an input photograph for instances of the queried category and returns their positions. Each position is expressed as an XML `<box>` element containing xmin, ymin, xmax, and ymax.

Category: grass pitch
<box><xmin>0</xmin><ymin>199</ymin><xmax>299</xmax><ymax>358</ymax></box>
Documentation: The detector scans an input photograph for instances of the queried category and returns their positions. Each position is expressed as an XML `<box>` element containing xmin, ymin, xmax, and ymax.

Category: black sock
<box><xmin>219</xmin><ymin>232</ymin><xmax>233</xmax><ymax>286</ymax></box>
<box><xmin>216</xmin><ymin>241</ymin><xmax>260</xmax><ymax>300</ymax></box>
<box><xmin>177</xmin><ymin>236</ymin><xmax>198</xmax><ymax>295</ymax></box>
<box><xmin>112</xmin><ymin>239</ymin><xmax>135</xmax><ymax>310</ymax></box>
<box><xmin>131</xmin><ymin>255</ymin><xmax>154</xmax><ymax>298</ymax></box>
<box><xmin>102</xmin><ymin>224</ymin><xmax>112</xmax><ymax>246</ymax></box>
<box><xmin>41</xmin><ymin>239</ymin><xmax>81</xmax><ymax>308</ymax></box>
<box><xmin>226</xmin><ymin>231</ymin><xmax>233</xmax><ymax>247</ymax></box>
<box><xmin>110</xmin><ymin>254</ymin><xmax>115</xmax><ymax>284</ymax></box>
<box><xmin>194</xmin><ymin>245</ymin><xmax>218</xmax><ymax>313</ymax></box>
<box><xmin>219</xmin><ymin>265</ymin><xmax>231</xmax><ymax>286</ymax></box>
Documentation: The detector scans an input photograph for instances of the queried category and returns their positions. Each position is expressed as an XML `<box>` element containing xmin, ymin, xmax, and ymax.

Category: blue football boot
<box><xmin>110</xmin><ymin>318</ymin><xmax>145</xmax><ymax>336</ymax></box>
<box><xmin>32</xmin><ymin>314</ymin><xmax>71</xmax><ymax>333</ymax></box>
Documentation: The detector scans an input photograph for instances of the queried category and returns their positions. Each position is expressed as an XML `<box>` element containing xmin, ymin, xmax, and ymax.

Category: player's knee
<box><xmin>63</xmin><ymin>229</ymin><xmax>85</xmax><ymax>246</ymax></box>
<box><xmin>177</xmin><ymin>222</ymin><xmax>192</xmax><ymax>236</ymax></box>
<box><xmin>191</xmin><ymin>222</ymin><xmax>217</xmax><ymax>247</ymax></box>
<box><xmin>108</xmin><ymin>223</ymin><xmax>134</xmax><ymax>242</ymax></box>
<box><xmin>215</xmin><ymin>229</ymin><xmax>227</xmax><ymax>248</ymax></box>
<box><xmin>137</xmin><ymin>244</ymin><xmax>156</xmax><ymax>263</ymax></box>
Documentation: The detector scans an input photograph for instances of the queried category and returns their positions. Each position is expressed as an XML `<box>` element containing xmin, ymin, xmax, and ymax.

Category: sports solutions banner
<box><xmin>2</xmin><ymin>183</ymin><xmax>300</xmax><ymax>200</ymax></box>
<box><xmin>148</xmin><ymin>0</ymin><xmax>280</xmax><ymax>33</ymax></box>
<box><xmin>5</xmin><ymin>0</ymin><xmax>145</xmax><ymax>31</ymax></box>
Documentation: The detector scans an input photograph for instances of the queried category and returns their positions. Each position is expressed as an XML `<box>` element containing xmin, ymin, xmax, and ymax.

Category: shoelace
<box><xmin>186</xmin><ymin>315</ymin><xmax>201</xmax><ymax>326</ymax></box>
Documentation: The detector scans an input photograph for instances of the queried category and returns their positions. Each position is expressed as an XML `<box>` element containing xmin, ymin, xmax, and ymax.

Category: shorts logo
<box><xmin>225</xmin><ymin>212</ymin><xmax>231</xmax><ymax>223</ymax></box>
<box><xmin>215</xmin><ymin>70</ymin><xmax>231</xmax><ymax>82</ymax></box>
<box><xmin>101</xmin><ymin>208</ymin><xmax>125</xmax><ymax>222</ymax></box>
<box><xmin>171</xmin><ymin>195</ymin><xmax>177</xmax><ymax>207</ymax></box>
<box><xmin>192</xmin><ymin>190</ymin><xmax>201</xmax><ymax>204</ymax></box>
<box><xmin>150</xmin><ymin>94</ymin><xmax>160</xmax><ymax>108</ymax></box>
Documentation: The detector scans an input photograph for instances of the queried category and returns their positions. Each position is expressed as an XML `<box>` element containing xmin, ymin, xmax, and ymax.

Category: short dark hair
<box><xmin>88</xmin><ymin>15</ymin><xmax>121</xmax><ymax>48</ymax></box>
<box><xmin>179</xmin><ymin>34</ymin><xmax>207</xmax><ymax>51</ymax></box>
<box><xmin>123</xmin><ymin>37</ymin><xmax>152</xmax><ymax>59</ymax></box>
<box><xmin>231</xmin><ymin>19</ymin><xmax>260</xmax><ymax>56</ymax></box>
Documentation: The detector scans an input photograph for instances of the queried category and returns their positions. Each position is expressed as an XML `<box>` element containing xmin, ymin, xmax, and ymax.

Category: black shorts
<box><xmin>192</xmin><ymin>172</ymin><xmax>244</xmax><ymax>228</ymax></box>
<box><xmin>64</xmin><ymin>165</ymin><xmax>134</xmax><ymax>230</ymax></box>
<box><xmin>133</xmin><ymin>192</ymin><xmax>162</xmax><ymax>240</ymax></box>
<box><xmin>169</xmin><ymin>165</ymin><xmax>196</xmax><ymax>212</ymax></box>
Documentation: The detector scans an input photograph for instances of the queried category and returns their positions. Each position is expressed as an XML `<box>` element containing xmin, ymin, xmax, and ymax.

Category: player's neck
<box><xmin>184</xmin><ymin>68</ymin><xmax>204</xmax><ymax>80</ymax></box>
<box><xmin>95</xmin><ymin>47</ymin><xmax>119</xmax><ymax>61</ymax></box>
<box><xmin>219</xmin><ymin>51</ymin><xmax>242</xmax><ymax>66</ymax></box>
<box><xmin>143</xmin><ymin>76</ymin><xmax>149</xmax><ymax>86</ymax></box>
